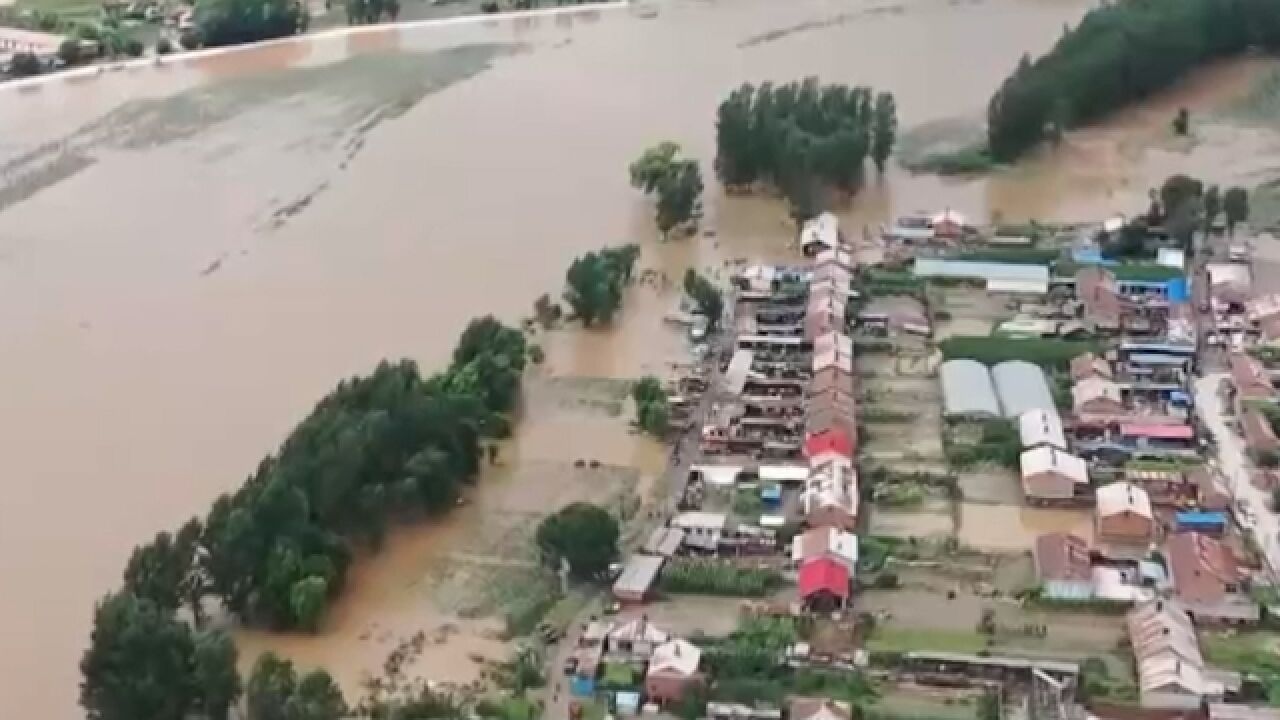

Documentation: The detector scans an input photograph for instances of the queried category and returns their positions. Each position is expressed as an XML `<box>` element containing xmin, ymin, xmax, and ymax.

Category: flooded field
<box><xmin>3</xmin><ymin>0</ymin><xmax>1280</xmax><ymax>715</ymax></box>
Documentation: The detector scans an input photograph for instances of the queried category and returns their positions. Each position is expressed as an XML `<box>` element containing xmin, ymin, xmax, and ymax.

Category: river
<box><xmin>3</xmin><ymin>0</ymin><xmax>1279</xmax><ymax>715</ymax></box>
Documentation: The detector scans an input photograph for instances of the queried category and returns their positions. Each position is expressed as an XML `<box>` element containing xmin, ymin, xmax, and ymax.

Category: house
<box><xmin>1229</xmin><ymin>352</ymin><xmax>1274</xmax><ymax>404</ymax></box>
<box><xmin>706</xmin><ymin>703</ymin><xmax>782</xmax><ymax>720</ymax></box>
<box><xmin>797</xmin><ymin>556</ymin><xmax>850</xmax><ymax>612</ymax></box>
<box><xmin>913</xmin><ymin>259</ymin><xmax>1049</xmax><ymax>295</ymax></box>
<box><xmin>1073</xmin><ymin>376</ymin><xmax>1126</xmax><ymax>415</ymax></box>
<box><xmin>1033</xmin><ymin>533</ymin><xmax>1093</xmax><ymax>600</ymax></box>
<box><xmin>612</xmin><ymin>554</ymin><xmax>665</xmax><ymax>604</ymax></box>
<box><xmin>1242</xmin><ymin>409</ymin><xmax>1279</xmax><ymax>456</ymax></box>
<box><xmin>671</xmin><ymin>512</ymin><xmax>728</xmax><ymax>552</ymax></box>
<box><xmin>789</xmin><ymin>698</ymin><xmax>853</xmax><ymax>720</ymax></box>
<box><xmin>792</xmin><ymin>526</ymin><xmax>858</xmax><ymax>572</ymax></box>
<box><xmin>1128</xmin><ymin>600</ymin><xmax>1208</xmax><ymax>709</ymax></box>
<box><xmin>1071</xmin><ymin>352</ymin><xmax>1113</xmax><ymax>382</ymax></box>
<box><xmin>605</xmin><ymin>617</ymin><xmax>670</xmax><ymax>660</ymax></box>
<box><xmin>1166</xmin><ymin>532</ymin><xmax>1259</xmax><ymax>624</ymax></box>
<box><xmin>1077</xmin><ymin>266</ymin><xmax>1124</xmax><ymax>331</ymax></box>
<box><xmin>644</xmin><ymin>638</ymin><xmax>703</xmax><ymax>705</ymax></box>
<box><xmin>808</xmin><ymin>367</ymin><xmax>854</xmax><ymax>399</ymax></box>
<box><xmin>801</xmin><ymin>457</ymin><xmax>858</xmax><ymax>531</ymax></box>
<box><xmin>644</xmin><ymin>527</ymin><xmax>686</xmax><ymax>557</ymax></box>
<box><xmin>1019</xmin><ymin>408</ymin><xmax>1067</xmax><ymax>450</ymax></box>
<box><xmin>804</xmin><ymin>428</ymin><xmax>855</xmax><ymax>466</ymax></box>
<box><xmin>1095</xmin><ymin>482</ymin><xmax>1155</xmax><ymax>544</ymax></box>
<box><xmin>1020</xmin><ymin>446</ymin><xmax>1089</xmax><ymax>503</ymax></box>
<box><xmin>931</xmin><ymin>209</ymin><xmax>967</xmax><ymax>239</ymax></box>
<box><xmin>800</xmin><ymin>212</ymin><xmax>840</xmax><ymax>256</ymax></box>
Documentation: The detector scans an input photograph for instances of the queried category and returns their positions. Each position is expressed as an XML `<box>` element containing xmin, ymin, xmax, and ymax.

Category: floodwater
<box><xmin>3</xmin><ymin>0</ymin><xmax>1280</xmax><ymax>715</ymax></box>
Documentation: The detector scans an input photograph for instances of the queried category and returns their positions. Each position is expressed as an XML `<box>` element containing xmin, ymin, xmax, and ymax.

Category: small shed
<box><xmin>1019</xmin><ymin>408</ymin><xmax>1066</xmax><ymax>450</ymax></box>
<box><xmin>644</xmin><ymin>638</ymin><xmax>703</xmax><ymax>705</ymax></box>
<box><xmin>612</xmin><ymin>554</ymin><xmax>665</xmax><ymax>604</ymax></box>
<box><xmin>643</xmin><ymin>527</ymin><xmax>686</xmax><ymax>557</ymax></box>
<box><xmin>797</xmin><ymin>557</ymin><xmax>850</xmax><ymax>612</ymax></box>
<box><xmin>1033</xmin><ymin>533</ymin><xmax>1093</xmax><ymax>601</ymax></box>
<box><xmin>1175</xmin><ymin>511</ymin><xmax>1228</xmax><ymax>536</ymax></box>
<box><xmin>1021</xmin><ymin>446</ymin><xmax>1088</xmax><ymax>502</ymax></box>
<box><xmin>671</xmin><ymin>512</ymin><xmax>728</xmax><ymax>552</ymax></box>
<box><xmin>1095</xmin><ymin>481</ymin><xmax>1154</xmax><ymax>543</ymax></box>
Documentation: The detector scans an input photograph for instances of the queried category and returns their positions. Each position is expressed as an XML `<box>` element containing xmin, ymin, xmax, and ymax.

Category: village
<box><xmin>539</xmin><ymin>195</ymin><xmax>1280</xmax><ymax>720</ymax></box>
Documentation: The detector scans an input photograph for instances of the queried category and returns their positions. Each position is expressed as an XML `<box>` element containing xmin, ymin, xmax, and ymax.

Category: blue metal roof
<box><xmin>1167</xmin><ymin>278</ymin><xmax>1190</xmax><ymax>303</ymax></box>
<box><xmin>1121</xmin><ymin>342</ymin><xmax>1197</xmax><ymax>356</ymax></box>
<box><xmin>1175</xmin><ymin>511</ymin><xmax>1227</xmax><ymax>525</ymax></box>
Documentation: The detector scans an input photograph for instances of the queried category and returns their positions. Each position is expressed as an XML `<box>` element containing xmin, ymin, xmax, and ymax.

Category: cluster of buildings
<box><xmin>562</xmin><ymin>617</ymin><xmax>704</xmax><ymax>709</ymax></box>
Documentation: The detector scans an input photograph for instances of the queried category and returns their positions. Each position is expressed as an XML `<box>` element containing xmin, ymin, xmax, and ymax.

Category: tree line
<box><xmin>987</xmin><ymin>0</ymin><xmax>1280</xmax><ymax>161</ymax></box>
<box><xmin>82</xmin><ymin>316</ymin><xmax>528</xmax><ymax>720</ymax></box>
<box><xmin>715</xmin><ymin>78</ymin><xmax>897</xmax><ymax>219</ymax></box>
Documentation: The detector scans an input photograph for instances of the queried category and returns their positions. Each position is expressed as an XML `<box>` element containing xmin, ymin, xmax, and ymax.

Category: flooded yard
<box><xmin>957</xmin><ymin>503</ymin><xmax>1094</xmax><ymax>552</ymax></box>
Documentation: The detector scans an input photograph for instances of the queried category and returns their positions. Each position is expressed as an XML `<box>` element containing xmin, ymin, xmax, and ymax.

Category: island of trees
<box><xmin>987</xmin><ymin>0</ymin><xmax>1280</xmax><ymax>162</ymax></box>
<box><xmin>81</xmin><ymin>315</ymin><xmax>529</xmax><ymax>720</ymax></box>
<box><xmin>715</xmin><ymin>78</ymin><xmax>897</xmax><ymax>221</ymax></box>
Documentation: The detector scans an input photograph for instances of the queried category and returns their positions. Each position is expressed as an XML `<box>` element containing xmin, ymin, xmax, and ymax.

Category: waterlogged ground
<box><xmin>3</xmin><ymin>0</ymin><xmax>1280</xmax><ymax>715</ymax></box>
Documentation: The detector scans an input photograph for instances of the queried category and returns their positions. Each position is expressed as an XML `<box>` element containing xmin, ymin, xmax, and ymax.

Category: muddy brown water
<box><xmin>2</xmin><ymin>0</ymin><xmax>1279</xmax><ymax>715</ymax></box>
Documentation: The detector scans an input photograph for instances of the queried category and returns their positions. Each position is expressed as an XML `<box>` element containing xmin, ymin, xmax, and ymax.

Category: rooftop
<box><xmin>1096</xmin><ymin>481</ymin><xmax>1153</xmax><ymax>520</ymax></box>
<box><xmin>940</xmin><ymin>359</ymin><xmax>1000</xmax><ymax>417</ymax></box>
<box><xmin>1033</xmin><ymin>532</ymin><xmax>1091</xmax><ymax>583</ymax></box>
<box><xmin>1021</xmin><ymin>446</ymin><xmax>1089</xmax><ymax>485</ymax></box>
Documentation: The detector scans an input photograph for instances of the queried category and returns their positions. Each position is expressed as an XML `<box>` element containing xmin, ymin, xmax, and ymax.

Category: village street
<box><xmin>1194</xmin><ymin>373</ymin><xmax>1280</xmax><ymax>583</ymax></box>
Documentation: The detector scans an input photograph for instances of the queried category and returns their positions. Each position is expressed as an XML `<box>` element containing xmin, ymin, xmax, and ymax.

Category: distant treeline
<box><xmin>987</xmin><ymin>0</ymin><xmax>1280</xmax><ymax>161</ymax></box>
<box><xmin>716</xmin><ymin>79</ymin><xmax>896</xmax><ymax>202</ymax></box>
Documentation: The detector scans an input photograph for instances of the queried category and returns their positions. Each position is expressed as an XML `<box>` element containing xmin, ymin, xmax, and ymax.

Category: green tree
<box><xmin>632</xmin><ymin>375</ymin><xmax>670</xmax><ymax>436</ymax></box>
<box><xmin>683</xmin><ymin>269</ymin><xmax>724</xmax><ymax>329</ymax></box>
<box><xmin>122</xmin><ymin>517</ymin><xmax>204</xmax><ymax>622</ymax></box>
<box><xmin>1172</xmin><ymin>107</ymin><xmax>1190</xmax><ymax>136</ymax></box>
<box><xmin>871</xmin><ymin>92</ymin><xmax>898</xmax><ymax>172</ymax></box>
<box><xmin>1160</xmin><ymin>174</ymin><xmax>1203</xmax><ymax>221</ymax></box>
<box><xmin>289</xmin><ymin>576</ymin><xmax>329</xmax><ymax>631</ymax></box>
<box><xmin>194</xmin><ymin>0</ymin><xmax>305</xmax><ymax>47</ymax></box>
<box><xmin>630</xmin><ymin>142</ymin><xmax>703</xmax><ymax>237</ymax></box>
<box><xmin>986</xmin><ymin>0</ymin><xmax>1280</xmax><ymax>160</ymax></box>
<box><xmin>715</xmin><ymin>79</ymin><xmax>892</xmax><ymax>197</ymax></box>
<box><xmin>8</xmin><ymin>52</ymin><xmax>42</xmax><ymax>77</ymax></box>
<box><xmin>978</xmin><ymin>689</ymin><xmax>1000</xmax><ymax>720</ymax></box>
<box><xmin>58</xmin><ymin>38</ymin><xmax>81</xmax><ymax>64</ymax></box>
<box><xmin>192</xmin><ymin>629</ymin><xmax>241</xmax><ymax>720</ymax></box>
<box><xmin>535</xmin><ymin>502</ymin><xmax>619</xmax><ymax>579</ymax></box>
<box><xmin>247</xmin><ymin>653</ymin><xmax>297</xmax><ymax>720</ymax></box>
<box><xmin>286</xmin><ymin>669</ymin><xmax>347</xmax><ymax>720</ymax></box>
<box><xmin>80</xmin><ymin>593</ymin><xmax>196</xmax><ymax>720</ymax></box>
<box><xmin>1204</xmin><ymin>184</ymin><xmax>1221</xmax><ymax>234</ymax></box>
<box><xmin>1225</xmin><ymin>186</ymin><xmax>1250</xmax><ymax>234</ymax></box>
<box><xmin>562</xmin><ymin>245</ymin><xmax>639</xmax><ymax>326</ymax></box>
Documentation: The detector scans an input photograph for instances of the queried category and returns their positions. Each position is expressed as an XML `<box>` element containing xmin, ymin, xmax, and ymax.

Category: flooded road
<box><xmin>2</xmin><ymin>0</ymin><xmax>1279</xmax><ymax>715</ymax></box>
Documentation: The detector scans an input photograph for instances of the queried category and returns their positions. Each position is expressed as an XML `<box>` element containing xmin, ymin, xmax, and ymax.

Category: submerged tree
<box><xmin>80</xmin><ymin>593</ymin><xmax>197</xmax><ymax>720</ymax></box>
<box><xmin>715</xmin><ymin>78</ymin><xmax>896</xmax><ymax>197</ymax></box>
<box><xmin>1225</xmin><ymin>186</ymin><xmax>1250</xmax><ymax>234</ymax></box>
<box><xmin>562</xmin><ymin>244</ymin><xmax>640</xmax><ymax>326</ymax></box>
<box><xmin>193</xmin><ymin>0</ymin><xmax>306</xmax><ymax>47</ymax></box>
<box><xmin>1172</xmin><ymin>107</ymin><xmax>1190</xmax><ymax>136</ymax></box>
<box><xmin>632</xmin><ymin>375</ymin><xmax>670</xmax><ymax>437</ymax></box>
<box><xmin>683</xmin><ymin>269</ymin><xmax>724</xmax><ymax>329</ymax></box>
<box><xmin>987</xmin><ymin>0</ymin><xmax>1280</xmax><ymax>160</ymax></box>
<box><xmin>871</xmin><ymin>92</ymin><xmax>898</xmax><ymax>173</ymax></box>
<box><xmin>630</xmin><ymin>142</ymin><xmax>704</xmax><ymax>237</ymax></box>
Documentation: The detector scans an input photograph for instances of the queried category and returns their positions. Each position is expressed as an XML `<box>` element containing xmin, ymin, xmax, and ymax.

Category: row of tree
<box><xmin>562</xmin><ymin>244</ymin><xmax>640</xmax><ymax>326</ymax></box>
<box><xmin>629</xmin><ymin>142</ymin><xmax>705</xmax><ymax>238</ymax></box>
<box><xmin>82</xmin><ymin>316</ymin><xmax>529</xmax><ymax>719</ymax></box>
<box><xmin>1106</xmin><ymin>174</ymin><xmax>1252</xmax><ymax>257</ymax></box>
<box><xmin>192</xmin><ymin>0</ymin><xmax>309</xmax><ymax>48</ymax></box>
<box><xmin>715</xmin><ymin>79</ymin><xmax>897</xmax><ymax>206</ymax></box>
<box><xmin>987</xmin><ymin>0</ymin><xmax>1280</xmax><ymax>161</ymax></box>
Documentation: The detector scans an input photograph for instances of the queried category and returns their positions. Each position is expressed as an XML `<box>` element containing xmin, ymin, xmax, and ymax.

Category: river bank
<box><xmin>5</xmin><ymin>0</ymin><xmax>1280</xmax><ymax>715</ymax></box>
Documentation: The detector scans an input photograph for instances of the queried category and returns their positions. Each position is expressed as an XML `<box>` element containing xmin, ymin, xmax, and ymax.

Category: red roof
<box><xmin>1120</xmin><ymin>423</ymin><xmax>1194</xmax><ymax>440</ymax></box>
<box><xmin>798</xmin><ymin>557</ymin><xmax>850</xmax><ymax>599</ymax></box>
<box><xmin>805</xmin><ymin>428</ymin><xmax>854</xmax><ymax>459</ymax></box>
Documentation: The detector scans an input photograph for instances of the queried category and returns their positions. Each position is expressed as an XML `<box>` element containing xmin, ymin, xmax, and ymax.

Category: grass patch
<box><xmin>865</xmin><ymin>627</ymin><xmax>986</xmax><ymax>654</ymax></box>
<box><xmin>867</xmin><ymin>693</ymin><xmax>977</xmax><ymax>720</ymax></box>
<box><xmin>1112</xmin><ymin>263</ymin><xmax>1185</xmax><ymax>282</ymax></box>
<box><xmin>659</xmin><ymin>558</ymin><xmax>784</xmax><ymax>597</ymax></box>
<box><xmin>1201</xmin><ymin>631</ymin><xmax>1280</xmax><ymax>672</ymax></box>
<box><xmin>939</xmin><ymin>336</ymin><xmax>1100</xmax><ymax>371</ymax></box>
